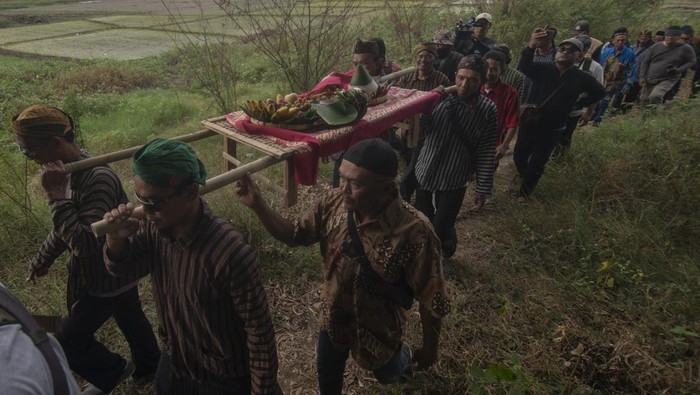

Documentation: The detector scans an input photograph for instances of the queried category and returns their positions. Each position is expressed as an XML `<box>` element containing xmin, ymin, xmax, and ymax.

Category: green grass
<box><xmin>0</xmin><ymin>1</ymin><xmax>698</xmax><ymax>393</ymax></box>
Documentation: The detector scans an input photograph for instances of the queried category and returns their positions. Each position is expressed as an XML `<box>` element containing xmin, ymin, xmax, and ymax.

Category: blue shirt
<box><xmin>599</xmin><ymin>46</ymin><xmax>637</xmax><ymax>87</ymax></box>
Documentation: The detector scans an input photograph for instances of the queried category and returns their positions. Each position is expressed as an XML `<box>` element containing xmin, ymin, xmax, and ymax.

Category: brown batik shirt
<box><xmin>293</xmin><ymin>189</ymin><xmax>450</xmax><ymax>369</ymax></box>
<box><xmin>105</xmin><ymin>200</ymin><xmax>280</xmax><ymax>394</ymax></box>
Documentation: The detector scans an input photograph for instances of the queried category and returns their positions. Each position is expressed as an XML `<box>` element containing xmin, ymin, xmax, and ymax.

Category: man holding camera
<box><xmin>638</xmin><ymin>26</ymin><xmax>696</xmax><ymax>107</ymax></box>
<box><xmin>454</xmin><ymin>13</ymin><xmax>496</xmax><ymax>56</ymax></box>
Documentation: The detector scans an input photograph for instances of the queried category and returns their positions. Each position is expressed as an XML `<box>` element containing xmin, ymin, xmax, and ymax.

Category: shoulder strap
<box><xmin>0</xmin><ymin>288</ymin><xmax>70</xmax><ymax>395</ymax></box>
<box><xmin>582</xmin><ymin>57</ymin><xmax>593</xmax><ymax>73</ymax></box>
<box><xmin>540</xmin><ymin>78</ymin><xmax>568</xmax><ymax>108</ymax></box>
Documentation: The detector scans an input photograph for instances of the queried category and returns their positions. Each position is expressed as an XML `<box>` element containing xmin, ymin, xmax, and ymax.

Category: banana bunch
<box><xmin>240</xmin><ymin>93</ymin><xmax>319</xmax><ymax>125</ymax></box>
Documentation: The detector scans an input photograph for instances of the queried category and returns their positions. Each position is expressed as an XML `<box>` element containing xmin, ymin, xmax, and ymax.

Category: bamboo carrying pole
<box><xmin>63</xmin><ymin>129</ymin><xmax>217</xmax><ymax>174</ymax></box>
<box><xmin>378</xmin><ymin>67</ymin><xmax>416</xmax><ymax>83</ymax></box>
<box><xmin>90</xmin><ymin>155</ymin><xmax>281</xmax><ymax>238</ymax></box>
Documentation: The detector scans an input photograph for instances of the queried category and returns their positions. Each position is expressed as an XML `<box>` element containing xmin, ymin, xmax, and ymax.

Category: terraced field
<box><xmin>0</xmin><ymin>0</ymin><xmax>387</xmax><ymax>60</ymax></box>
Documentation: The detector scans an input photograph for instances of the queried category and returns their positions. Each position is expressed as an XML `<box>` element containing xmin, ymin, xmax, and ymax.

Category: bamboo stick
<box><xmin>91</xmin><ymin>155</ymin><xmax>280</xmax><ymax>237</ymax></box>
<box><xmin>63</xmin><ymin>129</ymin><xmax>217</xmax><ymax>174</ymax></box>
<box><xmin>378</xmin><ymin>67</ymin><xmax>416</xmax><ymax>83</ymax></box>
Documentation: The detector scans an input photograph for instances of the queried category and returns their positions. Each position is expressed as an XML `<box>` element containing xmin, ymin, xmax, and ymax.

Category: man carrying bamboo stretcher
<box><xmin>11</xmin><ymin>104</ymin><xmax>160</xmax><ymax>395</ymax></box>
<box><xmin>235</xmin><ymin>138</ymin><xmax>451</xmax><ymax>394</ymax></box>
<box><xmin>102</xmin><ymin>139</ymin><xmax>281</xmax><ymax>395</ymax></box>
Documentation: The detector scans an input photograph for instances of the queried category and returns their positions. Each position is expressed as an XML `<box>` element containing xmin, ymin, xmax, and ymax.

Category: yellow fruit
<box><xmin>275</xmin><ymin>107</ymin><xmax>289</xmax><ymax>116</ymax></box>
<box><xmin>284</xmin><ymin>93</ymin><xmax>299</xmax><ymax>104</ymax></box>
<box><xmin>288</xmin><ymin>107</ymin><xmax>300</xmax><ymax>117</ymax></box>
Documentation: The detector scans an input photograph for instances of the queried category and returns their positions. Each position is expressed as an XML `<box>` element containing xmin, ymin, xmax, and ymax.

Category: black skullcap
<box><xmin>343</xmin><ymin>138</ymin><xmax>398</xmax><ymax>178</ymax></box>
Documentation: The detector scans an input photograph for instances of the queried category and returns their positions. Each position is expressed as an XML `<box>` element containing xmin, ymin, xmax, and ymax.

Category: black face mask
<box><xmin>437</xmin><ymin>47</ymin><xmax>451</xmax><ymax>58</ymax></box>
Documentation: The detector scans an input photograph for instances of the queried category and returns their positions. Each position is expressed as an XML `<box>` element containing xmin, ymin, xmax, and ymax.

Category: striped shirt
<box><xmin>105</xmin><ymin>200</ymin><xmax>280</xmax><ymax>394</ymax></box>
<box><xmin>415</xmin><ymin>94</ymin><xmax>498</xmax><ymax>193</ymax></box>
<box><xmin>31</xmin><ymin>152</ymin><xmax>139</xmax><ymax>310</ymax></box>
<box><xmin>501</xmin><ymin>66</ymin><xmax>529</xmax><ymax>103</ymax></box>
<box><xmin>396</xmin><ymin>69</ymin><xmax>451</xmax><ymax>91</ymax></box>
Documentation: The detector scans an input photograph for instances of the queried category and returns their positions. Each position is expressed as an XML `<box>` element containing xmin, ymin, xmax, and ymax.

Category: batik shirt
<box><xmin>292</xmin><ymin>190</ymin><xmax>450</xmax><ymax>369</ymax></box>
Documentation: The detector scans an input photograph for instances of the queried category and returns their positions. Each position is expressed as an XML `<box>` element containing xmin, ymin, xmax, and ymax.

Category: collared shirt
<box><xmin>599</xmin><ymin>46</ymin><xmax>637</xmax><ymax>89</ymax></box>
<box><xmin>532</xmin><ymin>46</ymin><xmax>556</xmax><ymax>62</ymax></box>
<box><xmin>291</xmin><ymin>190</ymin><xmax>450</xmax><ymax>370</ymax></box>
<box><xmin>481</xmin><ymin>81</ymin><xmax>520</xmax><ymax>144</ymax></box>
<box><xmin>415</xmin><ymin>94</ymin><xmax>498</xmax><ymax>193</ymax></box>
<box><xmin>31</xmin><ymin>151</ymin><xmax>139</xmax><ymax>309</ymax></box>
<box><xmin>397</xmin><ymin>69</ymin><xmax>450</xmax><ymax>92</ymax></box>
<box><xmin>105</xmin><ymin>200</ymin><xmax>280</xmax><ymax>394</ymax></box>
<box><xmin>517</xmin><ymin>46</ymin><xmax>606</xmax><ymax>130</ymax></box>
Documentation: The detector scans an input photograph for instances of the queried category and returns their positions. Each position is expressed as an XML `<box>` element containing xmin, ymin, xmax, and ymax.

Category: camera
<box><xmin>454</xmin><ymin>16</ymin><xmax>488</xmax><ymax>55</ymax></box>
<box><xmin>455</xmin><ymin>16</ymin><xmax>486</xmax><ymax>36</ymax></box>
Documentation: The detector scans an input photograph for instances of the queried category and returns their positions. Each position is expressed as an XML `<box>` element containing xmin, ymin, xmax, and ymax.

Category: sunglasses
<box><xmin>135</xmin><ymin>184</ymin><xmax>188</xmax><ymax>212</ymax></box>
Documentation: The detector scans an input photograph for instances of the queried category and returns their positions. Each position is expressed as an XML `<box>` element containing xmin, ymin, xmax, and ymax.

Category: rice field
<box><xmin>0</xmin><ymin>20</ymin><xmax>109</xmax><ymax>45</ymax></box>
<box><xmin>4</xmin><ymin>28</ymin><xmax>216</xmax><ymax>60</ymax></box>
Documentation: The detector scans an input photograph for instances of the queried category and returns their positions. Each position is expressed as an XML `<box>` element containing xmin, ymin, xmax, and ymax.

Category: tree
<box><xmin>214</xmin><ymin>0</ymin><xmax>367</xmax><ymax>92</ymax></box>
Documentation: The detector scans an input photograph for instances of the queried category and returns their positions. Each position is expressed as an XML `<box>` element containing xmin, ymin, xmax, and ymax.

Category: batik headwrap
<box><xmin>11</xmin><ymin>105</ymin><xmax>74</xmax><ymax>138</ymax></box>
<box><xmin>131</xmin><ymin>138</ymin><xmax>207</xmax><ymax>187</ymax></box>
<box><xmin>415</xmin><ymin>42</ymin><xmax>438</xmax><ymax>58</ymax></box>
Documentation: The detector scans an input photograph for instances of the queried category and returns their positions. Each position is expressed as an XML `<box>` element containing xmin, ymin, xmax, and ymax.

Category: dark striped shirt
<box><xmin>105</xmin><ymin>200</ymin><xmax>280</xmax><ymax>394</ymax></box>
<box><xmin>501</xmin><ymin>66</ymin><xmax>528</xmax><ymax>103</ymax></box>
<box><xmin>415</xmin><ymin>94</ymin><xmax>498</xmax><ymax>193</ymax></box>
<box><xmin>31</xmin><ymin>152</ymin><xmax>139</xmax><ymax>310</ymax></box>
<box><xmin>397</xmin><ymin>69</ymin><xmax>451</xmax><ymax>91</ymax></box>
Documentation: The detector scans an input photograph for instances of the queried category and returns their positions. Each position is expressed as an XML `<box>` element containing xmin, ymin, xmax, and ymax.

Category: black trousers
<box><xmin>56</xmin><ymin>285</ymin><xmax>160</xmax><ymax>392</ymax></box>
<box><xmin>415</xmin><ymin>186</ymin><xmax>467</xmax><ymax>258</ymax></box>
<box><xmin>513</xmin><ymin>123</ymin><xmax>563</xmax><ymax>198</ymax></box>
<box><xmin>155</xmin><ymin>350</ymin><xmax>252</xmax><ymax>395</ymax></box>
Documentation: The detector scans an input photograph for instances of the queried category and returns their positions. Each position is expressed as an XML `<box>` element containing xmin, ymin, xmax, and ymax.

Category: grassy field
<box><xmin>0</xmin><ymin>0</ymin><xmax>699</xmax><ymax>393</ymax></box>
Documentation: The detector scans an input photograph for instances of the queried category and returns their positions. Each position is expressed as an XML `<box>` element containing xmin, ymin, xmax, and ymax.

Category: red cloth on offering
<box><xmin>228</xmin><ymin>86</ymin><xmax>443</xmax><ymax>185</ymax></box>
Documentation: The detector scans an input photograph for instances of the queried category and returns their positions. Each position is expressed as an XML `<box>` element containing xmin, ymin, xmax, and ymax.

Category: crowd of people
<box><xmin>1</xmin><ymin>12</ymin><xmax>698</xmax><ymax>395</ymax></box>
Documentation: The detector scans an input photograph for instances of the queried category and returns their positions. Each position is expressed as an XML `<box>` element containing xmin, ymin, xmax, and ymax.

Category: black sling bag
<box><xmin>0</xmin><ymin>287</ymin><xmax>70</xmax><ymax>395</ymax></box>
<box><xmin>346</xmin><ymin>211</ymin><xmax>414</xmax><ymax>310</ymax></box>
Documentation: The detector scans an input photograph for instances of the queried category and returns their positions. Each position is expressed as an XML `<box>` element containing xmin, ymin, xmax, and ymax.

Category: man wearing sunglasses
<box><xmin>513</xmin><ymin>31</ymin><xmax>605</xmax><ymax>202</ymax></box>
<box><xmin>10</xmin><ymin>105</ymin><xmax>160</xmax><ymax>395</ymax></box>
<box><xmin>102</xmin><ymin>139</ymin><xmax>281</xmax><ymax>395</ymax></box>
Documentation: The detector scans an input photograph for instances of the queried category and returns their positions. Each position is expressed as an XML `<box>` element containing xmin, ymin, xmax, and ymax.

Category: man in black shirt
<box><xmin>514</xmin><ymin>30</ymin><xmax>605</xmax><ymax>202</ymax></box>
